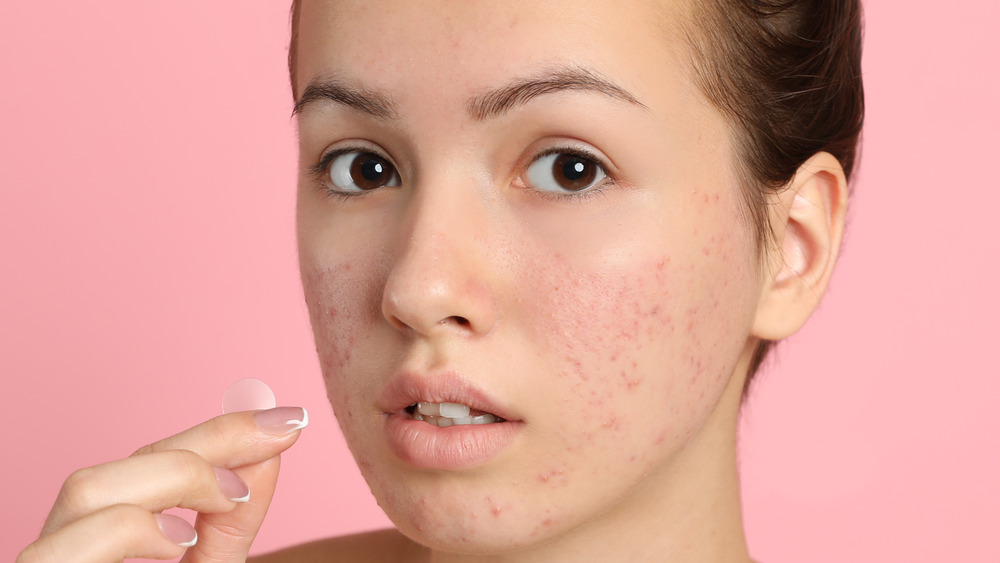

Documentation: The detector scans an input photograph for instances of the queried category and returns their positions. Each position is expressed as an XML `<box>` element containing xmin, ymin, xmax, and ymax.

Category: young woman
<box><xmin>17</xmin><ymin>1</ymin><xmax>863</xmax><ymax>561</ymax></box>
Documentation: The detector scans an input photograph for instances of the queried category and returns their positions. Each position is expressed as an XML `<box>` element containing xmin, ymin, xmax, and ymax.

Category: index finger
<box><xmin>133</xmin><ymin>407</ymin><xmax>308</xmax><ymax>468</ymax></box>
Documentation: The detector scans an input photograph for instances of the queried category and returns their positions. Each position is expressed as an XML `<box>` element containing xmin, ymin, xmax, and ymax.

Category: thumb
<box><xmin>180</xmin><ymin>455</ymin><xmax>281</xmax><ymax>563</ymax></box>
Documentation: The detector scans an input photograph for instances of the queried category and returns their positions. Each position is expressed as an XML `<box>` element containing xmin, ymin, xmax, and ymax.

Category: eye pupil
<box><xmin>361</xmin><ymin>159</ymin><xmax>384</xmax><ymax>181</ymax></box>
<box><xmin>349</xmin><ymin>153</ymin><xmax>394</xmax><ymax>190</ymax></box>
<box><xmin>554</xmin><ymin>154</ymin><xmax>596</xmax><ymax>190</ymax></box>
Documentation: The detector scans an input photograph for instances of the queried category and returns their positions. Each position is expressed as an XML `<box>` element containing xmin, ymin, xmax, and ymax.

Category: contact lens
<box><xmin>222</xmin><ymin>378</ymin><xmax>277</xmax><ymax>414</ymax></box>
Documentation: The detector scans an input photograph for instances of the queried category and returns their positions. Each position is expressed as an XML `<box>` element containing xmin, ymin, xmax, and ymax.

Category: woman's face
<box><xmin>296</xmin><ymin>0</ymin><xmax>764</xmax><ymax>552</ymax></box>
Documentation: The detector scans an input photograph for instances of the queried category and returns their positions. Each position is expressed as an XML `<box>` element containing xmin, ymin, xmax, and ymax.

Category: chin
<box><xmin>357</xmin><ymin>463</ymin><xmax>575</xmax><ymax>556</ymax></box>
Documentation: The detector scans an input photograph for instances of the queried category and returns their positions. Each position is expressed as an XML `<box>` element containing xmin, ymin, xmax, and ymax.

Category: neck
<box><xmin>425</xmin><ymin>348</ymin><xmax>755</xmax><ymax>563</ymax></box>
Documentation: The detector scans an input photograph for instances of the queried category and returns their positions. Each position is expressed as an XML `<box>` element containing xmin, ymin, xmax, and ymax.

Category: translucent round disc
<box><xmin>222</xmin><ymin>378</ymin><xmax>276</xmax><ymax>414</ymax></box>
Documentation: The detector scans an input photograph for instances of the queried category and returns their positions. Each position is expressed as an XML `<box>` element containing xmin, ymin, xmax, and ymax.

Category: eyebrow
<box><xmin>292</xmin><ymin>78</ymin><xmax>399</xmax><ymax>119</ymax></box>
<box><xmin>466</xmin><ymin>66</ymin><xmax>647</xmax><ymax>120</ymax></box>
<box><xmin>292</xmin><ymin>66</ymin><xmax>646</xmax><ymax>121</ymax></box>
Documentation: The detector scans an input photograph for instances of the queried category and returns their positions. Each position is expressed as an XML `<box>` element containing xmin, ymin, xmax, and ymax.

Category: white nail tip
<box><xmin>178</xmin><ymin>531</ymin><xmax>198</xmax><ymax>548</ymax></box>
<box><xmin>230</xmin><ymin>492</ymin><xmax>251</xmax><ymax>503</ymax></box>
<box><xmin>289</xmin><ymin>407</ymin><xmax>309</xmax><ymax>430</ymax></box>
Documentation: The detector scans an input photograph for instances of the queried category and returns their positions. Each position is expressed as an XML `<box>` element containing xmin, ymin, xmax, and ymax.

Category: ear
<box><xmin>752</xmin><ymin>151</ymin><xmax>849</xmax><ymax>340</ymax></box>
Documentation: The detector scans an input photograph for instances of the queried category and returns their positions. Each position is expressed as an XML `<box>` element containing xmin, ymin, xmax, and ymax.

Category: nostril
<box><xmin>446</xmin><ymin>316</ymin><xmax>471</xmax><ymax>327</ymax></box>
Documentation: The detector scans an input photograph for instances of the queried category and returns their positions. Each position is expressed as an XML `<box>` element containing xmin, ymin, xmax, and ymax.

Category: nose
<box><xmin>380</xmin><ymin>183</ymin><xmax>499</xmax><ymax>339</ymax></box>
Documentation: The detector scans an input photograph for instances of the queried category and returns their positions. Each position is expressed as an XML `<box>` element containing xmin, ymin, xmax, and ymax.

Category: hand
<box><xmin>17</xmin><ymin>406</ymin><xmax>308</xmax><ymax>562</ymax></box>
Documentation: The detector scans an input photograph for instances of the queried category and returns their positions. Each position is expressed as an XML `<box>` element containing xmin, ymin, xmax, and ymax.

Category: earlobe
<box><xmin>752</xmin><ymin>151</ymin><xmax>849</xmax><ymax>340</ymax></box>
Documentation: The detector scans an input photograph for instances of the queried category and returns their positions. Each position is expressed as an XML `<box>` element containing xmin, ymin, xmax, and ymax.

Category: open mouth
<box><xmin>405</xmin><ymin>401</ymin><xmax>506</xmax><ymax>427</ymax></box>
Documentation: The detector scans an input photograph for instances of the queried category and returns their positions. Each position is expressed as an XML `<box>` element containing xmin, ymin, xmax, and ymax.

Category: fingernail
<box><xmin>154</xmin><ymin>513</ymin><xmax>198</xmax><ymax>547</ymax></box>
<box><xmin>213</xmin><ymin>467</ymin><xmax>251</xmax><ymax>503</ymax></box>
<box><xmin>253</xmin><ymin>406</ymin><xmax>309</xmax><ymax>435</ymax></box>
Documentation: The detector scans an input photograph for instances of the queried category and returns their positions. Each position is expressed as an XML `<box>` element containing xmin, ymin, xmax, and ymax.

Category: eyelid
<box><xmin>309</xmin><ymin>142</ymin><xmax>397</xmax><ymax>179</ymax></box>
<box><xmin>308</xmin><ymin>141</ymin><xmax>404</xmax><ymax>199</ymax></box>
<box><xmin>518</xmin><ymin>141</ymin><xmax>617</xmax><ymax>197</ymax></box>
<box><xmin>522</xmin><ymin>136</ymin><xmax>620</xmax><ymax>180</ymax></box>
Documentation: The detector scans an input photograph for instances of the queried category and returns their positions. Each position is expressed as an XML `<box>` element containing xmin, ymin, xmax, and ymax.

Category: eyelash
<box><xmin>309</xmin><ymin>144</ymin><xmax>616</xmax><ymax>201</ymax></box>
<box><xmin>309</xmin><ymin>145</ymin><xmax>394</xmax><ymax>200</ymax></box>
<box><xmin>519</xmin><ymin>146</ymin><xmax>615</xmax><ymax>202</ymax></box>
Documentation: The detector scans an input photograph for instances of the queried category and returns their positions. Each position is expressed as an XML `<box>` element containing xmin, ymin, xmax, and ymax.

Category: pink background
<box><xmin>2</xmin><ymin>2</ymin><xmax>998</xmax><ymax>561</ymax></box>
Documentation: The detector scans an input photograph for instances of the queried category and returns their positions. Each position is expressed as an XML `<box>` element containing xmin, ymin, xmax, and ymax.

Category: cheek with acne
<box><xmin>519</xmin><ymin>231</ymin><xmax>752</xmax><ymax>463</ymax></box>
<box><xmin>301</xmin><ymin>259</ymin><xmax>383</xmax><ymax>433</ymax></box>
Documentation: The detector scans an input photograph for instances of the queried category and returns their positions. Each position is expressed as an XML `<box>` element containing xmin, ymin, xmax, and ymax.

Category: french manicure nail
<box><xmin>154</xmin><ymin>513</ymin><xmax>198</xmax><ymax>547</ymax></box>
<box><xmin>213</xmin><ymin>467</ymin><xmax>251</xmax><ymax>503</ymax></box>
<box><xmin>253</xmin><ymin>406</ymin><xmax>309</xmax><ymax>435</ymax></box>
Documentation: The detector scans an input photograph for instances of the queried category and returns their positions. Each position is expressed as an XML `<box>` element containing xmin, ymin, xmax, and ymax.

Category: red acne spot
<box><xmin>655</xmin><ymin>431</ymin><xmax>667</xmax><ymax>445</ymax></box>
<box><xmin>492</xmin><ymin>505</ymin><xmax>502</xmax><ymax>516</ymax></box>
<box><xmin>538</xmin><ymin>467</ymin><xmax>569</xmax><ymax>486</ymax></box>
<box><xmin>620</xmin><ymin>371</ymin><xmax>642</xmax><ymax>391</ymax></box>
<box><xmin>542</xmin><ymin>518</ymin><xmax>552</xmax><ymax>527</ymax></box>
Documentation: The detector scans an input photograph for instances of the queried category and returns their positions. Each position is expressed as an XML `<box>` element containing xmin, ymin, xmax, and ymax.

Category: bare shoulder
<box><xmin>249</xmin><ymin>529</ymin><xmax>427</xmax><ymax>563</ymax></box>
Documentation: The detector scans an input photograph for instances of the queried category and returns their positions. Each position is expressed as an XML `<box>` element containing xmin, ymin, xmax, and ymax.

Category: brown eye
<box><xmin>327</xmin><ymin>150</ymin><xmax>401</xmax><ymax>192</ymax></box>
<box><xmin>525</xmin><ymin>152</ymin><xmax>607</xmax><ymax>194</ymax></box>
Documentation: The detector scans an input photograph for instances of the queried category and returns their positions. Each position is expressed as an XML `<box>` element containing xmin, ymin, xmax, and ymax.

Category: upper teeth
<box><xmin>412</xmin><ymin>401</ymin><xmax>499</xmax><ymax>426</ymax></box>
<box><xmin>418</xmin><ymin>402</ymin><xmax>469</xmax><ymax>418</ymax></box>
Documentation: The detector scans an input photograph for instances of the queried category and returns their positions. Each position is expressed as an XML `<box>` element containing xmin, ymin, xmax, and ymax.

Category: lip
<box><xmin>379</xmin><ymin>371</ymin><xmax>523</xmax><ymax>470</ymax></box>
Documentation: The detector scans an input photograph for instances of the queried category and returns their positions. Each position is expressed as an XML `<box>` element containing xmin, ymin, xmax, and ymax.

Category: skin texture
<box><xmin>290</xmin><ymin>0</ymin><xmax>847</xmax><ymax>561</ymax></box>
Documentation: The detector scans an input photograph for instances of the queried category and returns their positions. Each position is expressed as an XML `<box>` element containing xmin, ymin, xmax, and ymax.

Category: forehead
<box><xmin>294</xmin><ymin>0</ymin><xmax>694</xmax><ymax>105</ymax></box>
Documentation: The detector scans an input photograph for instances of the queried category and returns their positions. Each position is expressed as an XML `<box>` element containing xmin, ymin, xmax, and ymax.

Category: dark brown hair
<box><xmin>286</xmin><ymin>0</ymin><xmax>865</xmax><ymax>391</ymax></box>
